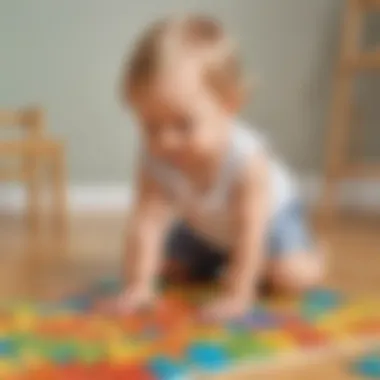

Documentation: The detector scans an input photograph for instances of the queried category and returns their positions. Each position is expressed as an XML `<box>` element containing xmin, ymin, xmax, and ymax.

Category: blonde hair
<box><xmin>122</xmin><ymin>14</ymin><xmax>247</xmax><ymax>105</ymax></box>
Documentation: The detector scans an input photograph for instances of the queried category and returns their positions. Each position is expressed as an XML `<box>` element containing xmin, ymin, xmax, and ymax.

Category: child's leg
<box><xmin>265</xmin><ymin>201</ymin><xmax>326</xmax><ymax>294</ymax></box>
<box><xmin>267</xmin><ymin>245</ymin><xmax>326</xmax><ymax>294</ymax></box>
<box><xmin>163</xmin><ymin>222</ymin><xmax>227</xmax><ymax>284</ymax></box>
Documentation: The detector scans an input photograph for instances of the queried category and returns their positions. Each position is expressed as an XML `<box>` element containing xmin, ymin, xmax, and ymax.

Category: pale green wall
<box><xmin>1</xmin><ymin>0</ymin><xmax>378</xmax><ymax>182</ymax></box>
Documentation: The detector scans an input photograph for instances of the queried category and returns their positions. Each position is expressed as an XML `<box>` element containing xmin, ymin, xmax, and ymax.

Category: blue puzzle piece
<box><xmin>305</xmin><ymin>289</ymin><xmax>342</xmax><ymax>307</ymax></box>
<box><xmin>149</xmin><ymin>356</ymin><xmax>187</xmax><ymax>380</ymax></box>
<box><xmin>187</xmin><ymin>343</ymin><xmax>229</xmax><ymax>373</ymax></box>
<box><xmin>302</xmin><ymin>289</ymin><xmax>343</xmax><ymax>320</ymax></box>
<box><xmin>0</xmin><ymin>338</ymin><xmax>17</xmax><ymax>357</ymax></box>
<box><xmin>63</xmin><ymin>295</ymin><xmax>93</xmax><ymax>312</ymax></box>
<box><xmin>94</xmin><ymin>278</ymin><xmax>122</xmax><ymax>295</ymax></box>
<box><xmin>353</xmin><ymin>352</ymin><xmax>380</xmax><ymax>379</ymax></box>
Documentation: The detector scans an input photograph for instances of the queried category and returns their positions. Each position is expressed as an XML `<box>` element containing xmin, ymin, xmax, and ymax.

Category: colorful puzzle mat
<box><xmin>353</xmin><ymin>349</ymin><xmax>380</xmax><ymax>378</ymax></box>
<box><xmin>0</xmin><ymin>279</ymin><xmax>379</xmax><ymax>379</ymax></box>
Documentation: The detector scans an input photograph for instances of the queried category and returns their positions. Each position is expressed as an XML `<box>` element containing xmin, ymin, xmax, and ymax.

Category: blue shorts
<box><xmin>166</xmin><ymin>200</ymin><xmax>313</xmax><ymax>281</ymax></box>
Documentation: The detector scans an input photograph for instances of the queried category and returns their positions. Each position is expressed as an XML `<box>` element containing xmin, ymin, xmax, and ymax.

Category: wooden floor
<box><xmin>0</xmin><ymin>211</ymin><xmax>379</xmax><ymax>379</ymax></box>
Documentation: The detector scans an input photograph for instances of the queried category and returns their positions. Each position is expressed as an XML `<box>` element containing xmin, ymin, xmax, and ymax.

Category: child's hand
<box><xmin>98</xmin><ymin>285</ymin><xmax>156</xmax><ymax>315</ymax></box>
<box><xmin>200</xmin><ymin>293</ymin><xmax>251</xmax><ymax>322</ymax></box>
<box><xmin>117</xmin><ymin>285</ymin><xmax>156</xmax><ymax>314</ymax></box>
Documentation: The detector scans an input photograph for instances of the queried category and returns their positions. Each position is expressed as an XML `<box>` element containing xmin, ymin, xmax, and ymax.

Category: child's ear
<box><xmin>224</xmin><ymin>91</ymin><xmax>245</xmax><ymax>114</ymax></box>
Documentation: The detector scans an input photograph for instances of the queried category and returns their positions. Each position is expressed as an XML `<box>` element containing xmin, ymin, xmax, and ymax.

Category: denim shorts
<box><xmin>166</xmin><ymin>200</ymin><xmax>312</xmax><ymax>281</ymax></box>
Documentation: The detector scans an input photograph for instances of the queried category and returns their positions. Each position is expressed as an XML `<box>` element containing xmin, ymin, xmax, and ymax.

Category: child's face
<box><xmin>131</xmin><ymin>67</ymin><xmax>233</xmax><ymax>170</ymax></box>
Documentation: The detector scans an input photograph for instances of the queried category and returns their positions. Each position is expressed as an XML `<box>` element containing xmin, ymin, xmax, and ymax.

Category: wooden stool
<box><xmin>0</xmin><ymin>107</ymin><xmax>67</xmax><ymax>228</ymax></box>
<box><xmin>321</xmin><ymin>0</ymin><xmax>380</xmax><ymax>221</ymax></box>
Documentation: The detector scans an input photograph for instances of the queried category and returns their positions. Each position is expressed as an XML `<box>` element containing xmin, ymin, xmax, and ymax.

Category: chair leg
<box><xmin>320</xmin><ymin>0</ymin><xmax>364</xmax><ymax>224</ymax></box>
<box><xmin>320</xmin><ymin>176</ymin><xmax>340</xmax><ymax>229</ymax></box>
<box><xmin>24</xmin><ymin>155</ymin><xmax>40</xmax><ymax>229</ymax></box>
<box><xmin>51</xmin><ymin>148</ymin><xmax>68</xmax><ymax>229</ymax></box>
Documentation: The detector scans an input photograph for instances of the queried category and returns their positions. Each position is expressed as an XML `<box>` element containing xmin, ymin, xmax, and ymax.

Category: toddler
<box><xmin>117</xmin><ymin>15</ymin><xmax>324</xmax><ymax>320</ymax></box>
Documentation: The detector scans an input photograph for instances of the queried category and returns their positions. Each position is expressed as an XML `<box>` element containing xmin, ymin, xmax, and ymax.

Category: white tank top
<box><xmin>143</xmin><ymin>120</ymin><xmax>298</xmax><ymax>249</ymax></box>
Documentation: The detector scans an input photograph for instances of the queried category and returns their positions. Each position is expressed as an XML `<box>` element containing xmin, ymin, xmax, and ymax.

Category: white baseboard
<box><xmin>300</xmin><ymin>176</ymin><xmax>380</xmax><ymax>212</ymax></box>
<box><xmin>0</xmin><ymin>177</ymin><xmax>379</xmax><ymax>214</ymax></box>
<box><xmin>0</xmin><ymin>183</ymin><xmax>133</xmax><ymax>214</ymax></box>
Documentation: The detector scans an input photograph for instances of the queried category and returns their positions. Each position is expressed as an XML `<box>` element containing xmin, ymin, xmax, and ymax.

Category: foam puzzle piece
<box><xmin>187</xmin><ymin>342</ymin><xmax>229</xmax><ymax>372</ymax></box>
<box><xmin>350</xmin><ymin>320</ymin><xmax>380</xmax><ymax>336</ymax></box>
<box><xmin>255</xmin><ymin>330</ymin><xmax>295</xmax><ymax>351</ymax></box>
<box><xmin>192</xmin><ymin>324</ymin><xmax>227</xmax><ymax>343</ymax></box>
<box><xmin>12</xmin><ymin>309</ymin><xmax>37</xmax><ymax>333</ymax></box>
<box><xmin>286</xmin><ymin>325</ymin><xmax>328</xmax><ymax>347</ymax></box>
<box><xmin>107</xmin><ymin>339</ymin><xmax>150</xmax><ymax>365</ymax></box>
<box><xmin>301</xmin><ymin>289</ymin><xmax>343</xmax><ymax>321</ymax></box>
<box><xmin>43</xmin><ymin>364</ymin><xmax>91</xmax><ymax>380</ymax></box>
<box><xmin>0</xmin><ymin>337</ymin><xmax>17</xmax><ymax>357</ymax></box>
<box><xmin>112</xmin><ymin>363</ymin><xmax>158</xmax><ymax>380</ymax></box>
<box><xmin>48</xmin><ymin>340</ymin><xmax>78</xmax><ymax>364</ymax></box>
<box><xmin>141</xmin><ymin>326</ymin><xmax>161</xmax><ymax>340</ymax></box>
<box><xmin>353</xmin><ymin>350</ymin><xmax>380</xmax><ymax>379</ymax></box>
<box><xmin>94</xmin><ymin>278</ymin><xmax>122</xmax><ymax>295</ymax></box>
<box><xmin>149</xmin><ymin>356</ymin><xmax>186</xmax><ymax>380</ymax></box>
<box><xmin>63</xmin><ymin>295</ymin><xmax>93</xmax><ymax>313</ymax></box>
<box><xmin>76</xmin><ymin>342</ymin><xmax>105</xmax><ymax>364</ymax></box>
<box><xmin>54</xmin><ymin>362</ymin><xmax>157</xmax><ymax>380</ymax></box>
<box><xmin>0</xmin><ymin>281</ymin><xmax>378</xmax><ymax>380</ymax></box>
<box><xmin>225</xmin><ymin>332</ymin><xmax>274</xmax><ymax>360</ymax></box>
<box><xmin>0</xmin><ymin>358</ymin><xmax>18</xmax><ymax>378</ymax></box>
<box><xmin>304</xmin><ymin>289</ymin><xmax>342</xmax><ymax>308</ymax></box>
<box><xmin>236</xmin><ymin>308</ymin><xmax>282</xmax><ymax>330</ymax></box>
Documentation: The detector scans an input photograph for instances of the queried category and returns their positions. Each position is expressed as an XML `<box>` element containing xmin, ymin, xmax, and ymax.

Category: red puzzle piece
<box><xmin>108</xmin><ymin>364</ymin><xmax>157</xmax><ymax>380</ymax></box>
<box><xmin>87</xmin><ymin>362</ymin><xmax>156</xmax><ymax>380</ymax></box>
<box><xmin>284</xmin><ymin>319</ymin><xmax>329</xmax><ymax>347</ymax></box>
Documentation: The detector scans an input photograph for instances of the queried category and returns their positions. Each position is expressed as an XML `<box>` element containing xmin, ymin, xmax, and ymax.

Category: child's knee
<box><xmin>269</xmin><ymin>252</ymin><xmax>325</xmax><ymax>293</ymax></box>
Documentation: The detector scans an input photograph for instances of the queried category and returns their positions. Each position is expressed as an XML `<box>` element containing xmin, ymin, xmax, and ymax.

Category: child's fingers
<box><xmin>93</xmin><ymin>294</ymin><xmax>135</xmax><ymax>315</ymax></box>
<box><xmin>116</xmin><ymin>293</ymin><xmax>139</xmax><ymax>314</ymax></box>
<box><xmin>117</xmin><ymin>290</ymin><xmax>156</xmax><ymax>315</ymax></box>
<box><xmin>200</xmin><ymin>299</ymin><xmax>248</xmax><ymax>322</ymax></box>
<box><xmin>199</xmin><ymin>302</ymin><xmax>224</xmax><ymax>322</ymax></box>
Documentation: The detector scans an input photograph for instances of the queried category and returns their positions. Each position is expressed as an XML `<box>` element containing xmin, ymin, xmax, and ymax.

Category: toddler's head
<box><xmin>122</xmin><ymin>14</ymin><xmax>247</xmax><ymax>169</ymax></box>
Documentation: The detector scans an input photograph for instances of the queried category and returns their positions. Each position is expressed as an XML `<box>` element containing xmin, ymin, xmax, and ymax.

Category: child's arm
<box><xmin>226</xmin><ymin>153</ymin><xmax>271</xmax><ymax>298</ymax></box>
<box><xmin>202</xmin><ymin>154</ymin><xmax>271</xmax><ymax>320</ymax></box>
<box><xmin>120</xmin><ymin>165</ymin><xmax>173</xmax><ymax>312</ymax></box>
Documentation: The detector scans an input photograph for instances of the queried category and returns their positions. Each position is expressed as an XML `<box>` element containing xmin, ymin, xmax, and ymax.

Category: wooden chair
<box><xmin>0</xmin><ymin>107</ymin><xmax>67</xmax><ymax>228</ymax></box>
<box><xmin>321</xmin><ymin>0</ymin><xmax>380</xmax><ymax>220</ymax></box>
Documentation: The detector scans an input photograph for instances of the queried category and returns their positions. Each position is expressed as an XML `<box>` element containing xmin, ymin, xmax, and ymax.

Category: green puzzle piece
<box><xmin>32</xmin><ymin>338</ymin><xmax>78</xmax><ymax>363</ymax></box>
<box><xmin>224</xmin><ymin>333</ymin><xmax>274</xmax><ymax>360</ymax></box>
<box><xmin>11</xmin><ymin>332</ymin><xmax>34</xmax><ymax>353</ymax></box>
<box><xmin>77</xmin><ymin>342</ymin><xmax>106</xmax><ymax>364</ymax></box>
<box><xmin>50</xmin><ymin>340</ymin><xmax>79</xmax><ymax>364</ymax></box>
